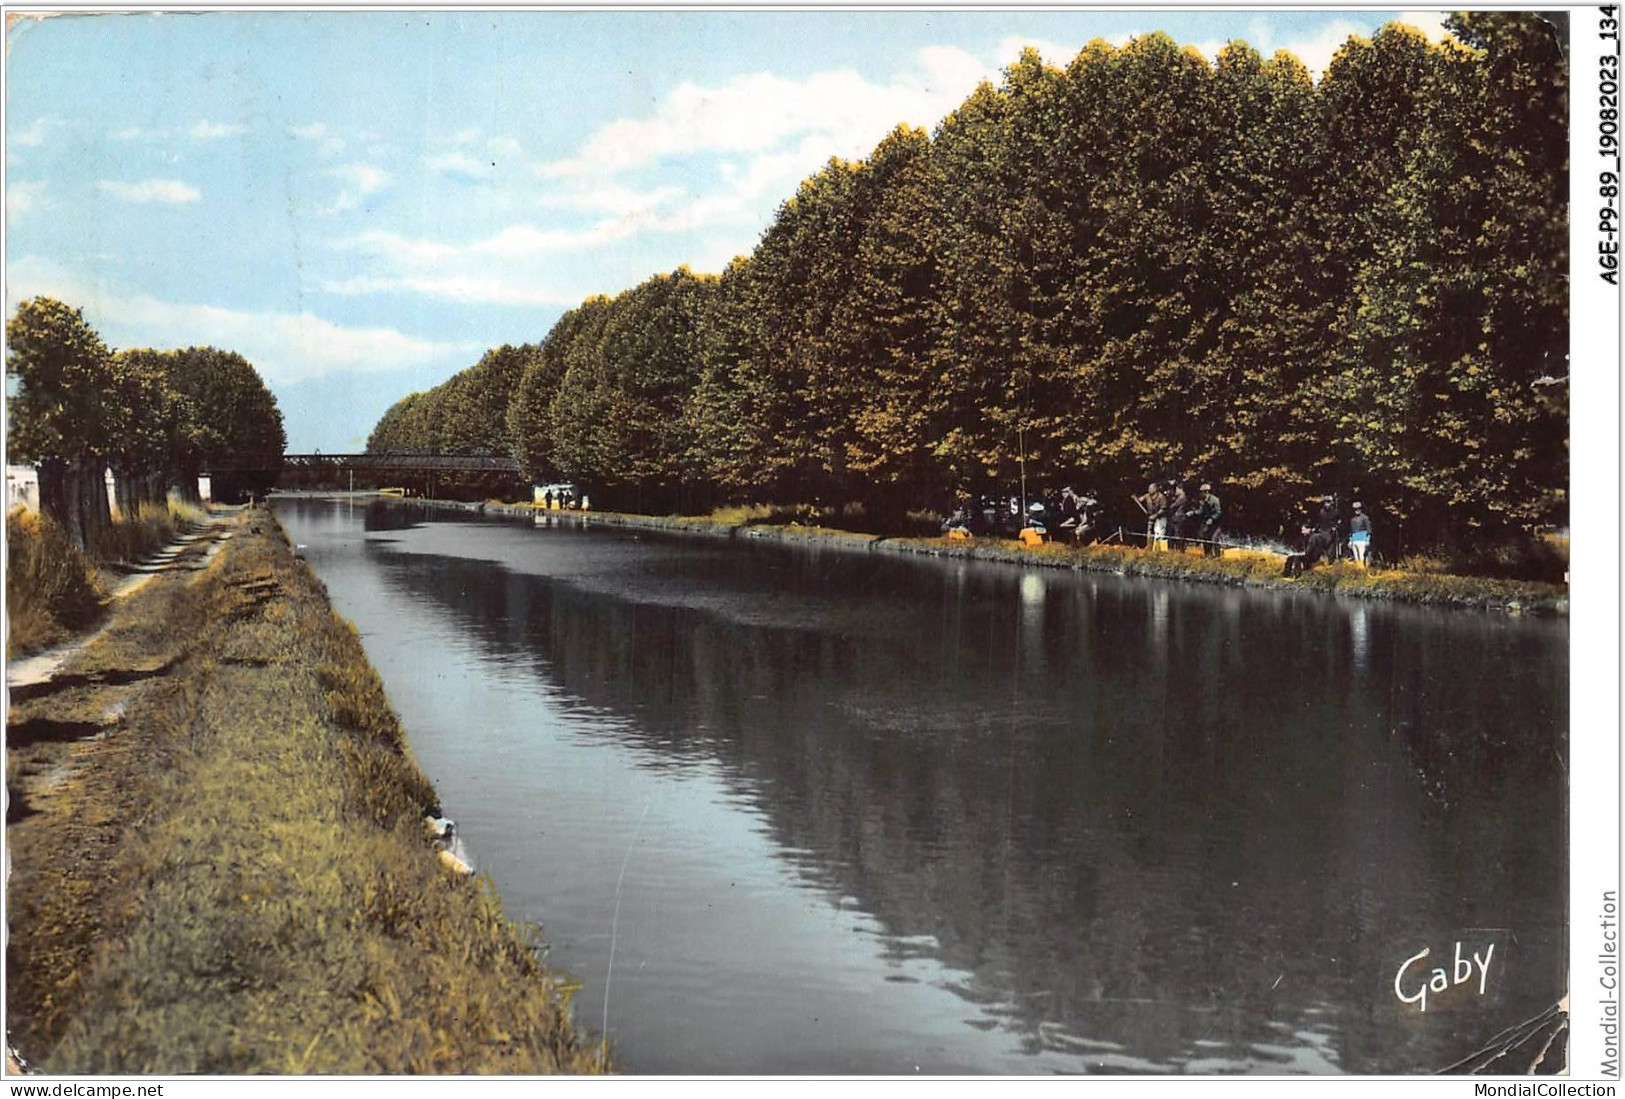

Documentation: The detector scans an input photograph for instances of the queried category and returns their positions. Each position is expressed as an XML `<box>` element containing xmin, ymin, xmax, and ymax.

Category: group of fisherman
<box><xmin>1284</xmin><ymin>493</ymin><xmax>1375</xmax><ymax>574</ymax></box>
<box><xmin>941</xmin><ymin>487</ymin><xmax>1106</xmax><ymax>545</ymax></box>
<box><xmin>941</xmin><ymin>477</ymin><xmax>1377</xmax><ymax>572</ymax></box>
<box><xmin>1132</xmin><ymin>479</ymin><xmax>1225</xmax><ymax>556</ymax></box>
<box><xmin>537</xmin><ymin>484</ymin><xmax>588</xmax><ymax>510</ymax></box>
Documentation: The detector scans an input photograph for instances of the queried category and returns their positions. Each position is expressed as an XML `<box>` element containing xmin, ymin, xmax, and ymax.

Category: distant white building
<box><xmin>5</xmin><ymin>465</ymin><xmax>38</xmax><ymax>511</ymax></box>
<box><xmin>3</xmin><ymin>464</ymin><xmax>114</xmax><ymax>511</ymax></box>
<box><xmin>3</xmin><ymin>465</ymin><xmax>210</xmax><ymax>513</ymax></box>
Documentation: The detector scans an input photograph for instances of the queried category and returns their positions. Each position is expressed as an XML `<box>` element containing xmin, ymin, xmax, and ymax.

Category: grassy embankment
<box><xmin>6</xmin><ymin>499</ymin><xmax>209</xmax><ymax>658</ymax></box>
<box><xmin>628</xmin><ymin>503</ymin><xmax>1569</xmax><ymax>615</ymax></box>
<box><xmin>6</xmin><ymin>507</ymin><xmax>606</xmax><ymax>1073</ymax></box>
<box><xmin>392</xmin><ymin>494</ymin><xmax>1565</xmax><ymax>613</ymax></box>
<box><xmin>974</xmin><ymin>539</ymin><xmax>1567</xmax><ymax>612</ymax></box>
<box><xmin>372</xmin><ymin>493</ymin><xmax>1567</xmax><ymax>613</ymax></box>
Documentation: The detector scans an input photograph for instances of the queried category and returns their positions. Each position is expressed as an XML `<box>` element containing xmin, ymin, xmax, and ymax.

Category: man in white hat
<box><xmin>1348</xmin><ymin>501</ymin><xmax>1373</xmax><ymax>566</ymax></box>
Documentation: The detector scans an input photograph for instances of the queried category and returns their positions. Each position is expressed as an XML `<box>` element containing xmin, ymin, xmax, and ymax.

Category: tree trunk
<box><xmin>36</xmin><ymin>458</ymin><xmax>71</xmax><ymax>538</ymax></box>
<box><xmin>59</xmin><ymin>460</ymin><xmax>88</xmax><ymax>551</ymax></box>
<box><xmin>144</xmin><ymin>469</ymin><xmax>169</xmax><ymax>511</ymax></box>
<box><xmin>20</xmin><ymin>459</ymin><xmax>115</xmax><ymax>552</ymax></box>
<box><xmin>171</xmin><ymin>462</ymin><xmax>204</xmax><ymax>506</ymax></box>
<box><xmin>73</xmin><ymin>461</ymin><xmax>112</xmax><ymax>554</ymax></box>
<box><xmin>113</xmin><ymin>468</ymin><xmax>140</xmax><ymax>521</ymax></box>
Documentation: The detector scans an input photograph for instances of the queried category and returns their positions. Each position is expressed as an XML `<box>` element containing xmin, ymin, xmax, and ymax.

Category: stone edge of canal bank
<box><xmin>344</xmin><ymin>494</ymin><xmax>1568</xmax><ymax>618</ymax></box>
<box><xmin>5</xmin><ymin>506</ymin><xmax>609</xmax><ymax>1075</ymax></box>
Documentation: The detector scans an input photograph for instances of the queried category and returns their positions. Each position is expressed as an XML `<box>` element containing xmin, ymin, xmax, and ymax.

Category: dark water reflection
<box><xmin>277</xmin><ymin>498</ymin><xmax>1567</xmax><ymax>1075</ymax></box>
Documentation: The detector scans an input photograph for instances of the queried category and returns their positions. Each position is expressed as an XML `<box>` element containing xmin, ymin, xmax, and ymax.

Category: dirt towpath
<box><xmin>7</xmin><ymin>512</ymin><xmax>237</xmax><ymax>696</ymax></box>
<box><xmin>6</xmin><ymin>509</ymin><xmax>238</xmax><ymax>1073</ymax></box>
<box><xmin>5</xmin><ymin>507</ymin><xmax>602</xmax><ymax>1074</ymax></box>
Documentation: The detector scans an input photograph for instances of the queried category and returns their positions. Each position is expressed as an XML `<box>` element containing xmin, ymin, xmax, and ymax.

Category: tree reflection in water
<box><xmin>283</xmin><ymin>501</ymin><xmax>1567</xmax><ymax>1075</ymax></box>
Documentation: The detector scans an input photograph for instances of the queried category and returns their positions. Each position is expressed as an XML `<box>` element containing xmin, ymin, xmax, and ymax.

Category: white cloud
<box><xmin>649</xmin><ymin>132</ymin><xmax>848</xmax><ymax>238</ymax></box>
<box><xmin>319</xmin><ymin>164</ymin><xmax>391</xmax><ymax>216</ymax></box>
<box><xmin>6</xmin><ymin>256</ymin><xmax>481</xmax><ymax>385</ymax></box>
<box><xmin>7</xmin><ymin>180</ymin><xmax>49</xmax><ymax>220</ymax></box>
<box><xmin>319</xmin><ymin>163</ymin><xmax>391</xmax><ymax>214</ymax></box>
<box><xmin>12</xmin><ymin>116</ymin><xmax>64</xmax><ymax>148</ymax></box>
<box><xmin>1276</xmin><ymin>20</ymin><xmax>1372</xmax><ymax>79</ymax></box>
<box><xmin>288</xmin><ymin>121</ymin><xmax>345</xmax><ymax>157</ymax></box>
<box><xmin>112</xmin><ymin>125</ymin><xmax>168</xmax><ymax>142</ymax></box>
<box><xmin>542</xmin><ymin>53</ymin><xmax>986</xmax><ymax>181</ymax></box>
<box><xmin>323</xmin><ymin>221</ymin><xmax>642</xmax><ymax>304</ymax></box>
<box><xmin>111</xmin><ymin>121</ymin><xmax>246</xmax><ymax>144</ymax></box>
<box><xmin>992</xmin><ymin>36</ymin><xmax>1084</xmax><ymax>70</ymax></box>
<box><xmin>413</xmin><ymin>128</ymin><xmax>526</xmax><ymax>181</ymax></box>
<box><xmin>330</xmin><ymin>162</ymin><xmax>390</xmax><ymax>195</ymax></box>
<box><xmin>529</xmin><ymin>45</ymin><xmax>1008</xmax><ymax>263</ymax></box>
<box><xmin>539</xmin><ymin>182</ymin><xmax>683</xmax><ymax>217</ymax></box>
<box><xmin>319</xmin><ymin>274</ymin><xmax>577</xmax><ymax>307</ymax></box>
<box><xmin>96</xmin><ymin>178</ymin><xmax>201</xmax><ymax>204</ymax></box>
<box><xmin>428</xmin><ymin>127</ymin><xmax>522</xmax><ymax>165</ymax></box>
<box><xmin>1396</xmin><ymin>11</ymin><xmax>1451</xmax><ymax>42</ymax></box>
<box><xmin>911</xmin><ymin>44</ymin><xmax>994</xmax><ymax>92</ymax></box>
<box><xmin>426</xmin><ymin>150</ymin><xmax>492</xmax><ymax>181</ymax></box>
<box><xmin>189</xmin><ymin>120</ymin><xmax>248</xmax><ymax>140</ymax></box>
<box><xmin>498</xmin><ymin>46</ymin><xmax>1008</xmax><ymax>294</ymax></box>
<box><xmin>1089</xmin><ymin>21</ymin><xmax>1400</xmax><ymax>81</ymax></box>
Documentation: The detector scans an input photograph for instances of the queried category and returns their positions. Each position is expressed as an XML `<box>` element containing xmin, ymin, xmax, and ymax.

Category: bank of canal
<box><xmin>356</xmin><ymin>494</ymin><xmax>1567</xmax><ymax>617</ymax></box>
<box><xmin>5</xmin><ymin>507</ymin><xmax>605</xmax><ymax>1074</ymax></box>
<box><xmin>275</xmin><ymin>496</ymin><xmax>1568</xmax><ymax>1075</ymax></box>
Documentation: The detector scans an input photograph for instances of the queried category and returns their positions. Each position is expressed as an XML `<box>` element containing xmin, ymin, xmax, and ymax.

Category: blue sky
<box><xmin>5</xmin><ymin>9</ymin><xmax>1451</xmax><ymax>452</ymax></box>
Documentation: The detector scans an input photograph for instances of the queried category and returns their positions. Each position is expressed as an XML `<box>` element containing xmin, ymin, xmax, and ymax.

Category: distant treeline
<box><xmin>368</xmin><ymin>16</ymin><xmax>1567</xmax><ymax>547</ymax></box>
<box><xmin>7</xmin><ymin>298</ymin><xmax>286</xmax><ymax>548</ymax></box>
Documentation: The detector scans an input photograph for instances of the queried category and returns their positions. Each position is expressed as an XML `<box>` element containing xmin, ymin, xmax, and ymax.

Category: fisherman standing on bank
<box><xmin>1316</xmin><ymin>493</ymin><xmax>1343</xmax><ymax>561</ymax></box>
<box><xmin>1349</xmin><ymin>501</ymin><xmax>1373</xmax><ymax>566</ymax></box>
<box><xmin>1136</xmin><ymin>481</ymin><xmax>1170</xmax><ymax>550</ymax></box>
<box><xmin>1075</xmin><ymin>491</ymin><xmax>1100</xmax><ymax>545</ymax></box>
<box><xmin>1168</xmin><ymin>479</ymin><xmax>1194</xmax><ymax>550</ymax></box>
<box><xmin>1194</xmin><ymin>482</ymin><xmax>1223</xmax><ymax>557</ymax></box>
<box><xmin>1056</xmin><ymin>487</ymin><xmax>1083</xmax><ymax>539</ymax></box>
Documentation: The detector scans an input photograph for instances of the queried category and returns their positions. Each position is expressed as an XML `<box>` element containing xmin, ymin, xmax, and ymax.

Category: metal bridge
<box><xmin>204</xmin><ymin>453</ymin><xmax>523</xmax><ymax>475</ymax></box>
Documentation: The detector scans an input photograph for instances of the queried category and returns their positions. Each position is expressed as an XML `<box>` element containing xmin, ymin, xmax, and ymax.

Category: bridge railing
<box><xmin>205</xmin><ymin>452</ymin><xmax>524</xmax><ymax>475</ymax></box>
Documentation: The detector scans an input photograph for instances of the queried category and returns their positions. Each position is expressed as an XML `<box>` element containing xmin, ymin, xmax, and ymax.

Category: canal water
<box><xmin>274</xmin><ymin>497</ymin><xmax>1568</xmax><ymax>1075</ymax></box>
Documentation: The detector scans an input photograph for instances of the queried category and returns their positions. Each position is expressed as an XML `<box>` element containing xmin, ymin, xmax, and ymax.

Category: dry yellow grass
<box><xmin>6</xmin><ymin>508</ymin><xmax>606</xmax><ymax>1074</ymax></box>
<box><xmin>6</xmin><ymin>506</ymin><xmax>106</xmax><ymax>657</ymax></box>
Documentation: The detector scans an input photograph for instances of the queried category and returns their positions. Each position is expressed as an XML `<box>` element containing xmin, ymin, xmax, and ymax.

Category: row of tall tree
<box><xmin>369</xmin><ymin>15</ymin><xmax>1567</xmax><ymax>545</ymax></box>
<box><xmin>6</xmin><ymin>297</ymin><xmax>286</xmax><ymax>550</ymax></box>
